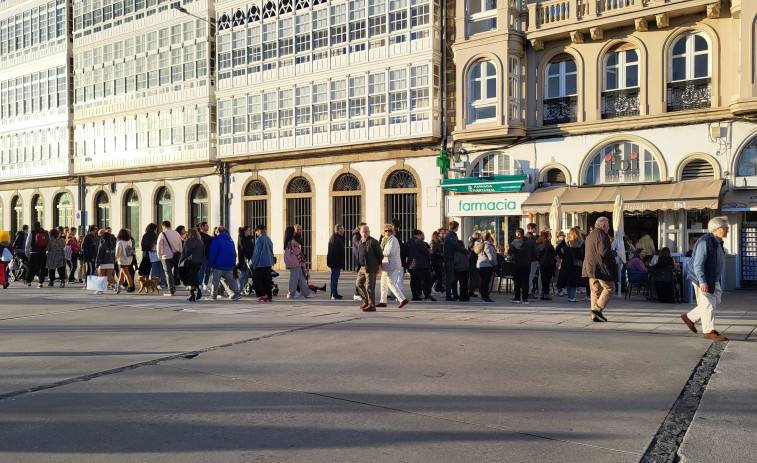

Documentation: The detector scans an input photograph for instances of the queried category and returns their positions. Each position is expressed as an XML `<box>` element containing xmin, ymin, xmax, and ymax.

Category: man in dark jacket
<box><xmin>13</xmin><ymin>225</ymin><xmax>28</xmax><ymax>259</ymax></box>
<box><xmin>198</xmin><ymin>222</ymin><xmax>214</xmax><ymax>289</ymax></box>
<box><xmin>24</xmin><ymin>221</ymin><xmax>48</xmax><ymax>287</ymax></box>
<box><xmin>443</xmin><ymin>221</ymin><xmax>468</xmax><ymax>301</ymax></box>
<box><xmin>81</xmin><ymin>225</ymin><xmax>99</xmax><ymax>280</ymax></box>
<box><xmin>355</xmin><ymin>225</ymin><xmax>383</xmax><ymax>311</ymax></box>
<box><xmin>582</xmin><ymin>217</ymin><xmax>617</xmax><ymax>322</ymax></box>
<box><xmin>507</xmin><ymin>228</ymin><xmax>535</xmax><ymax>304</ymax></box>
<box><xmin>207</xmin><ymin>226</ymin><xmax>242</xmax><ymax>301</ymax></box>
<box><xmin>351</xmin><ymin>222</ymin><xmax>366</xmax><ymax>301</ymax></box>
<box><xmin>327</xmin><ymin>224</ymin><xmax>345</xmax><ymax>299</ymax></box>
<box><xmin>408</xmin><ymin>229</ymin><xmax>434</xmax><ymax>301</ymax></box>
<box><xmin>681</xmin><ymin>217</ymin><xmax>729</xmax><ymax>340</ymax></box>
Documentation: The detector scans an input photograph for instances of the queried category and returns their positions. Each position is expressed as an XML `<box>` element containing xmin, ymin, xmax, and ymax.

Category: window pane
<box><xmin>565</xmin><ymin>74</ymin><xmax>576</xmax><ymax>95</ymax></box>
<box><xmin>671</xmin><ymin>57</ymin><xmax>686</xmax><ymax>81</ymax></box>
<box><xmin>672</xmin><ymin>38</ymin><xmax>686</xmax><ymax>55</ymax></box>
<box><xmin>625</xmin><ymin>50</ymin><xmax>638</xmax><ymax>63</ymax></box>
<box><xmin>564</xmin><ymin>59</ymin><xmax>576</xmax><ymax>73</ymax></box>
<box><xmin>546</xmin><ymin>76</ymin><xmax>559</xmax><ymax>98</ymax></box>
<box><xmin>605</xmin><ymin>67</ymin><xmax>617</xmax><ymax>90</ymax></box>
<box><xmin>694</xmin><ymin>35</ymin><xmax>708</xmax><ymax>52</ymax></box>
<box><xmin>625</xmin><ymin>65</ymin><xmax>638</xmax><ymax>87</ymax></box>
<box><xmin>694</xmin><ymin>54</ymin><xmax>708</xmax><ymax>78</ymax></box>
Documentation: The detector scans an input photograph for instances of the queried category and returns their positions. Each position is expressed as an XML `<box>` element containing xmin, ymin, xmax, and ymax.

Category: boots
<box><xmin>195</xmin><ymin>286</ymin><xmax>202</xmax><ymax>301</ymax></box>
<box><xmin>187</xmin><ymin>288</ymin><xmax>196</xmax><ymax>302</ymax></box>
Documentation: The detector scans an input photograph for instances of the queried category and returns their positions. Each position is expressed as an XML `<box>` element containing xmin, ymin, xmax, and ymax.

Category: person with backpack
<box><xmin>13</xmin><ymin>225</ymin><xmax>28</xmax><ymax>261</ymax></box>
<box><xmin>115</xmin><ymin>229</ymin><xmax>135</xmax><ymax>294</ymax></box>
<box><xmin>45</xmin><ymin>228</ymin><xmax>67</xmax><ymax>288</ymax></box>
<box><xmin>24</xmin><ymin>221</ymin><xmax>49</xmax><ymax>288</ymax></box>
<box><xmin>65</xmin><ymin>234</ymin><xmax>80</xmax><ymax>283</ymax></box>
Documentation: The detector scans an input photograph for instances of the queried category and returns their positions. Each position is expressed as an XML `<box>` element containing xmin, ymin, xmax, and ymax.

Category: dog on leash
<box><xmin>137</xmin><ymin>275</ymin><xmax>160</xmax><ymax>294</ymax></box>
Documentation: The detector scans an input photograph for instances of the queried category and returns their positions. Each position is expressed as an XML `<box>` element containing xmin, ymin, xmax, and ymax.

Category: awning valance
<box><xmin>441</xmin><ymin>175</ymin><xmax>526</xmax><ymax>193</ymax></box>
<box><xmin>522</xmin><ymin>180</ymin><xmax>723</xmax><ymax>214</ymax></box>
<box><xmin>722</xmin><ymin>190</ymin><xmax>757</xmax><ymax>211</ymax></box>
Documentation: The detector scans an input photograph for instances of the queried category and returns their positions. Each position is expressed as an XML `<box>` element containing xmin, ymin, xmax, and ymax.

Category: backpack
<box><xmin>34</xmin><ymin>230</ymin><xmax>49</xmax><ymax>248</ymax></box>
<box><xmin>64</xmin><ymin>244</ymin><xmax>73</xmax><ymax>261</ymax></box>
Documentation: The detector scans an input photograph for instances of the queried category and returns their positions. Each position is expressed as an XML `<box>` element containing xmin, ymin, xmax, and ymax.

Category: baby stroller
<box><xmin>240</xmin><ymin>260</ymin><xmax>280</xmax><ymax>297</ymax></box>
<box><xmin>8</xmin><ymin>254</ymin><xmax>29</xmax><ymax>282</ymax></box>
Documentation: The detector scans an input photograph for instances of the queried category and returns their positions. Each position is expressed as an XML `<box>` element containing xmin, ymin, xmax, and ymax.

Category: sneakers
<box><xmin>331</xmin><ymin>295</ymin><xmax>344</xmax><ymax>300</ymax></box>
<box><xmin>37</xmin><ymin>283</ymin><xmax>43</xmax><ymax>288</ymax></box>
<box><xmin>164</xmin><ymin>291</ymin><xmax>175</xmax><ymax>297</ymax></box>
<box><xmin>305</xmin><ymin>293</ymin><xmax>315</xmax><ymax>298</ymax></box>
<box><xmin>424</xmin><ymin>296</ymin><xmax>437</xmax><ymax>302</ymax></box>
<box><xmin>353</xmin><ymin>294</ymin><xmax>363</xmax><ymax>301</ymax></box>
<box><xmin>115</xmin><ymin>284</ymin><xmax>121</xmax><ymax>294</ymax></box>
<box><xmin>287</xmin><ymin>293</ymin><xmax>300</xmax><ymax>299</ymax></box>
<box><xmin>591</xmin><ymin>310</ymin><xmax>607</xmax><ymax>322</ymax></box>
<box><xmin>584</xmin><ymin>296</ymin><xmax>591</xmax><ymax>301</ymax></box>
<box><xmin>94</xmin><ymin>290</ymin><xmax>103</xmax><ymax>295</ymax></box>
<box><xmin>540</xmin><ymin>296</ymin><xmax>552</xmax><ymax>300</ymax></box>
<box><xmin>557</xmin><ymin>290</ymin><xmax>564</xmax><ymax>297</ymax></box>
<box><xmin>59</xmin><ymin>281</ymin><xmax>65</xmax><ymax>288</ymax></box>
<box><xmin>482</xmin><ymin>298</ymin><xmax>494</xmax><ymax>303</ymax></box>
<box><xmin>257</xmin><ymin>296</ymin><xmax>268</xmax><ymax>302</ymax></box>
<box><xmin>522</xmin><ymin>300</ymin><xmax>530</xmax><ymax>305</ymax></box>
<box><xmin>509</xmin><ymin>298</ymin><xmax>521</xmax><ymax>304</ymax></box>
<box><xmin>440</xmin><ymin>292</ymin><xmax>447</xmax><ymax>298</ymax></box>
<box><xmin>230</xmin><ymin>294</ymin><xmax>242</xmax><ymax>301</ymax></box>
<box><xmin>568</xmin><ymin>298</ymin><xmax>576</xmax><ymax>302</ymax></box>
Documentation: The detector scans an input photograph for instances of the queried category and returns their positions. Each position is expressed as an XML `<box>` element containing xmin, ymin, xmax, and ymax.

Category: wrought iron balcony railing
<box><xmin>601</xmin><ymin>87</ymin><xmax>640</xmax><ymax>119</ymax></box>
<box><xmin>543</xmin><ymin>96</ymin><xmax>578</xmax><ymax>125</ymax></box>
<box><xmin>666</xmin><ymin>77</ymin><xmax>711</xmax><ymax>112</ymax></box>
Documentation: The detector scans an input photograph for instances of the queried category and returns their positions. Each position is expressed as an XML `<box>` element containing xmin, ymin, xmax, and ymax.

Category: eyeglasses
<box><xmin>384</xmin><ymin>229</ymin><xmax>393</xmax><ymax>233</ymax></box>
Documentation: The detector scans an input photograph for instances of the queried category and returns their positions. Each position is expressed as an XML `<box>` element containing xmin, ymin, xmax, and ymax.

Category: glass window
<box><xmin>468</xmin><ymin>0</ymin><xmax>496</xmax><ymax>35</ymax></box>
<box><xmin>468</xmin><ymin>60</ymin><xmax>497</xmax><ymax>123</ymax></box>
<box><xmin>189</xmin><ymin>185</ymin><xmax>208</xmax><ymax>227</ymax></box>
<box><xmin>584</xmin><ymin>141</ymin><xmax>661</xmax><ymax>185</ymax></box>
<box><xmin>156</xmin><ymin>187</ymin><xmax>172</xmax><ymax>225</ymax></box>
<box><xmin>604</xmin><ymin>46</ymin><xmax>639</xmax><ymax>91</ymax></box>
<box><xmin>670</xmin><ymin>32</ymin><xmax>710</xmax><ymax>82</ymax></box>
<box><xmin>737</xmin><ymin>137</ymin><xmax>757</xmax><ymax>177</ymax></box>
<box><xmin>545</xmin><ymin>57</ymin><xmax>577</xmax><ymax>99</ymax></box>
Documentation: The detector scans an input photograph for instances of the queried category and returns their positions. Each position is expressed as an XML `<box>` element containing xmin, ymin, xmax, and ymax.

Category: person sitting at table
<box><xmin>628</xmin><ymin>248</ymin><xmax>648</xmax><ymax>272</ymax></box>
<box><xmin>652</xmin><ymin>247</ymin><xmax>676</xmax><ymax>303</ymax></box>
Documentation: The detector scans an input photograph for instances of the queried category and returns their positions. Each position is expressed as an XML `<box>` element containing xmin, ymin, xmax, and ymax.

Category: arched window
<box><xmin>248</xmin><ymin>6</ymin><xmax>261</xmax><ymax>22</ymax></box>
<box><xmin>285</xmin><ymin>176</ymin><xmax>313</xmax><ymax>261</ymax></box>
<box><xmin>123</xmin><ymin>189</ymin><xmax>140</xmax><ymax>236</ymax></box>
<box><xmin>681</xmin><ymin>159</ymin><xmax>715</xmax><ymax>180</ymax></box>
<box><xmin>95</xmin><ymin>191</ymin><xmax>110</xmax><ymax>230</ymax></box>
<box><xmin>243</xmin><ymin>179</ymin><xmax>268</xmax><ymax>231</ymax></box>
<box><xmin>333</xmin><ymin>173</ymin><xmax>362</xmax><ymax>271</ymax></box>
<box><xmin>384</xmin><ymin>170</ymin><xmax>418</xmax><ymax>244</ymax></box>
<box><xmin>189</xmin><ymin>185</ymin><xmax>208</xmax><ymax>227</ymax></box>
<box><xmin>602</xmin><ymin>44</ymin><xmax>640</xmax><ymax>119</ymax></box>
<box><xmin>31</xmin><ymin>194</ymin><xmax>44</xmax><ymax>227</ymax></box>
<box><xmin>155</xmin><ymin>187</ymin><xmax>172</xmax><ymax>225</ymax></box>
<box><xmin>468</xmin><ymin>60</ymin><xmax>497</xmax><ymax>124</ymax></box>
<box><xmin>218</xmin><ymin>13</ymin><xmax>230</xmax><ymax>31</ymax></box>
<box><xmin>667</xmin><ymin>32</ymin><xmax>711</xmax><ymax>112</ymax></box>
<box><xmin>232</xmin><ymin>9</ymin><xmax>246</xmax><ymax>27</ymax></box>
<box><xmin>470</xmin><ymin>152</ymin><xmax>524</xmax><ymax>177</ymax></box>
<box><xmin>295</xmin><ymin>0</ymin><xmax>310</xmax><ymax>10</ymax></box>
<box><xmin>54</xmin><ymin>192</ymin><xmax>74</xmax><ymax>229</ymax></box>
<box><xmin>737</xmin><ymin>137</ymin><xmax>757</xmax><ymax>177</ymax></box>
<box><xmin>542</xmin><ymin>168</ymin><xmax>567</xmax><ymax>185</ymax></box>
<box><xmin>11</xmin><ymin>196</ymin><xmax>22</xmax><ymax>237</ymax></box>
<box><xmin>468</xmin><ymin>0</ymin><xmax>497</xmax><ymax>35</ymax></box>
<box><xmin>543</xmin><ymin>54</ymin><xmax>577</xmax><ymax>125</ymax></box>
<box><xmin>584</xmin><ymin>141</ymin><xmax>661</xmax><ymax>185</ymax></box>
<box><xmin>280</xmin><ymin>0</ymin><xmax>293</xmax><ymax>15</ymax></box>
<box><xmin>263</xmin><ymin>1</ymin><xmax>276</xmax><ymax>19</ymax></box>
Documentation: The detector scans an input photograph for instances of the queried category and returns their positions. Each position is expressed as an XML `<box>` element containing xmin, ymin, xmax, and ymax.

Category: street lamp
<box><xmin>170</xmin><ymin>3</ymin><xmax>210</xmax><ymax>23</ymax></box>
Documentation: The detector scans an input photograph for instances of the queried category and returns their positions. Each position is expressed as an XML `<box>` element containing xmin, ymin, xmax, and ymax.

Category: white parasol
<box><xmin>549</xmin><ymin>196</ymin><xmax>561</xmax><ymax>246</ymax></box>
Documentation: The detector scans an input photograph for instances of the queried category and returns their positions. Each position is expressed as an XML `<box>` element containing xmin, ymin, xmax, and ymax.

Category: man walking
<box><xmin>157</xmin><ymin>221</ymin><xmax>182</xmax><ymax>296</ymax></box>
<box><xmin>251</xmin><ymin>224</ymin><xmax>275</xmax><ymax>302</ymax></box>
<box><xmin>582</xmin><ymin>217</ymin><xmax>617</xmax><ymax>322</ymax></box>
<box><xmin>355</xmin><ymin>224</ymin><xmax>383</xmax><ymax>312</ymax></box>
<box><xmin>327</xmin><ymin>224</ymin><xmax>345</xmax><ymax>299</ymax></box>
<box><xmin>24</xmin><ymin>221</ymin><xmax>48</xmax><ymax>288</ymax></box>
<box><xmin>351</xmin><ymin>222</ymin><xmax>366</xmax><ymax>301</ymax></box>
<box><xmin>81</xmin><ymin>225</ymin><xmax>99</xmax><ymax>282</ymax></box>
<box><xmin>443</xmin><ymin>221</ymin><xmax>468</xmax><ymax>301</ymax></box>
<box><xmin>681</xmin><ymin>217</ymin><xmax>730</xmax><ymax>340</ymax></box>
<box><xmin>408</xmin><ymin>229</ymin><xmax>434</xmax><ymax>301</ymax></box>
<box><xmin>507</xmin><ymin>228</ymin><xmax>535</xmax><ymax>304</ymax></box>
<box><xmin>207</xmin><ymin>226</ymin><xmax>242</xmax><ymax>301</ymax></box>
<box><xmin>197</xmin><ymin>222</ymin><xmax>214</xmax><ymax>290</ymax></box>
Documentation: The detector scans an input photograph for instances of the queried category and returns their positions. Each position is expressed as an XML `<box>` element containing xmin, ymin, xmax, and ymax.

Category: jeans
<box><xmin>161</xmin><ymin>255</ymin><xmax>179</xmax><ymax>293</ymax></box>
<box><xmin>444</xmin><ymin>259</ymin><xmax>457</xmax><ymax>298</ymax></box>
<box><xmin>198</xmin><ymin>258</ymin><xmax>211</xmax><ymax>286</ymax></box>
<box><xmin>67</xmin><ymin>258</ymin><xmax>78</xmax><ymax>281</ymax></box>
<box><xmin>151</xmin><ymin>260</ymin><xmax>166</xmax><ymax>286</ymax></box>
<box><xmin>330</xmin><ymin>267</ymin><xmax>341</xmax><ymax>297</ymax></box>
<box><xmin>211</xmin><ymin>269</ymin><xmax>240</xmax><ymax>299</ymax></box>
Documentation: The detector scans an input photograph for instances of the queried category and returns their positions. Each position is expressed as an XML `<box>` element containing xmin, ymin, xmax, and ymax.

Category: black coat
<box><xmin>81</xmin><ymin>233</ymin><xmax>98</xmax><ymax>261</ymax></box>
<box><xmin>351</xmin><ymin>230</ymin><xmax>362</xmax><ymax>270</ymax></box>
<box><xmin>508</xmin><ymin>236</ymin><xmax>535</xmax><ymax>266</ymax></box>
<box><xmin>408</xmin><ymin>236</ymin><xmax>431</xmax><ymax>269</ymax></box>
<box><xmin>327</xmin><ymin>233</ymin><xmax>345</xmax><ymax>269</ymax></box>
<box><xmin>558</xmin><ymin>243</ymin><xmax>588</xmax><ymax>288</ymax></box>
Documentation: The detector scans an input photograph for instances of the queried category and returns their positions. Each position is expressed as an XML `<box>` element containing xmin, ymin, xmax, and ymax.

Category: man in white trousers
<box><xmin>681</xmin><ymin>217</ymin><xmax>729</xmax><ymax>340</ymax></box>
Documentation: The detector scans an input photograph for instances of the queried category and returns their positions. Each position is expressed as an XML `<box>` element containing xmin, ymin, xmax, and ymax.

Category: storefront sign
<box><xmin>446</xmin><ymin>193</ymin><xmax>529</xmax><ymax>217</ymax></box>
<box><xmin>441</xmin><ymin>175</ymin><xmax>526</xmax><ymax>193</ymax></box>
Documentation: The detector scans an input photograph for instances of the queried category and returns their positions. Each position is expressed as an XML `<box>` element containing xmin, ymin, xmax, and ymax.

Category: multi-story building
<box><xmin>446</xmin><ymin>0</ymin><xmax>757</xmax><ymax>288</ymax></box>
<box><xmin>0</xmin><ymin>0</ymin><xmax>73</xmax><ymax>236</ymax></box>
<box><xmin>215</xmin><ymin>0</ymin><xmax>444</xmax><ymax>268</ymax></box>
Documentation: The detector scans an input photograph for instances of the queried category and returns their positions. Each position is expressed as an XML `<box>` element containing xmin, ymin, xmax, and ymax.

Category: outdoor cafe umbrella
<box><xmin>611</xmin><ymin>194</ymin><xmax>625</xmax><ymax>292</ymax></box>
<box><xmin>549</xmin><ymin>196</ymin><xmax>561</xmax><ymax>246</ymax></box>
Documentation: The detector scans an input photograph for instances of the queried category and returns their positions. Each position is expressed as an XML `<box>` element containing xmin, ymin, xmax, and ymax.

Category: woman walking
<box><xmin>378</xmin><ymin>224</ymin><xmax>408</xmax><ymax>308</ymax></box>
<box><xmin>326</xmin><ymin>224</ymin><xmax>345</xmax><ymax>299</ymax></box>
<box><xmin>237</xmin><ymin>226</ymin><xmax>254</xmax><ymax>293</ymax></box>
<box><xmin>96</xmin><ymin>231</ymin><xmax>117</xmax><ymax>294</ymax></box>
<box><xmin>141</xmin><ymin>223</ymin><xmax>166</xmax><ymax>288</ymax></box>
<box><xmin>536</xmin><ymin>231</ymin><xmax>557</xmax><ymax>300</ymax></box>
<box><xmin>556</xmin><ymin>227</ymin><xmax>588</xmax><ymax>303</ymax></box>
<box><xmin>115</xmin><ymin>229</ymin><xmax>135</xmax><ymax>293</ymax></box>
<box><xmin>283</xmin><ymin>226</ymin><xmax>312</xmax><ymax>299</ymax></box>
<box><xmin>45</xmin><ymin>229</ymin><xmax>67</xmax><ymax>288</ymax></box>
<box><xmin>476</xmin><ymin>232</ymin><xmax>498</xmax><ymax>303</ymax></box>
<box><xmin>429</xmin><ymin>230</ymin><xmax>446</xmax><ymax>296</ymax></box>
<box><xmin>181</xmin><ymin>228</ymin><xmax>205</xmax><ymax>302</ymax></box>
<box><xmin>65</xmin><ymin>234</ymin><xmax>80</xmax><ymax>283</ymax></box>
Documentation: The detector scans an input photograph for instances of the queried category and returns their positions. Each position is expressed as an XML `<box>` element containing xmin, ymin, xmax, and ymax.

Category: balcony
<box><xmin>601</xmin><ymin>87</ymin><xmax>640</xmax><ymax>119</ymax></box>
<box><xmin>667</xmin><ymin>78</ymin><xmax>711</xmax><ymax>112</ymax></box>
<box><xmin>543</xmin><ymin>96</ymin><xmax>578</xmax><ymax>125</ymax></box>
<box><xmin>527</xmin><ymin>0</ymin><xmax>720</xmax><ymax>43</ymax></box>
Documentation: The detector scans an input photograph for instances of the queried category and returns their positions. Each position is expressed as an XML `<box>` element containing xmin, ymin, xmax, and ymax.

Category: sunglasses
<box><xmin>384</xmin><ymin>229</ymin><xmax>393</xmax><ymax>233</ymax></box>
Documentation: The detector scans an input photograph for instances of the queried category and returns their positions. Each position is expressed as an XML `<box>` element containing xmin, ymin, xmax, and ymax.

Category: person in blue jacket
<box><xmin>251</xmin><ymin>224</ymin><xmax>275</xmax><ymax>302</ymax></box>
<box><xmin>207</xmin><ymin>226</ymin><xmax>242</xmax><ymax>301</ymax></box>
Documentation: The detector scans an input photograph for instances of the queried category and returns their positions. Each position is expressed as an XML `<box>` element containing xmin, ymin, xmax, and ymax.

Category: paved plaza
<box><xmin>1</xmin><ymin>272</ymin><xmax>755</xmax><ymax>462</ymax></box>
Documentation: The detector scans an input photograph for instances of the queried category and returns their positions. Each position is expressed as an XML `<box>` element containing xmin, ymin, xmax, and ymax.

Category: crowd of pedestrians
<box><xmin>0</xmin><ymin>214</ymin><xmax>731</xmax><ymax>341</ymax></box>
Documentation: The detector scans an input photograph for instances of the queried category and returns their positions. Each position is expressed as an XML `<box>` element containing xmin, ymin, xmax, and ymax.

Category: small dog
<box><xmin>137</xmin><ymin>275</ymin><xmax>160</xmax><ymax>294</ymax></box>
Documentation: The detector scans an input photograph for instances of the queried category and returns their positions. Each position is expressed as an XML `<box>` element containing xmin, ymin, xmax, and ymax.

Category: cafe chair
<box><xmin>494</xmin><ymin>261</ymin><xmax>515</xmax><ymax>294</ymax></box>
<box><xmin>625</xmin><ymin>267</ymin><xmax>650</xmax><ymax>300</ymax></box>
<box><xmin>651</xmin><ymin>266</ymin><xmax>680</xmax><ymax>303</ymax></box>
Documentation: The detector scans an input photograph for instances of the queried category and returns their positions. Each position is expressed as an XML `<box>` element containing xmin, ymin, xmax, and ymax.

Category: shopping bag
<box><xmin>87</xmin><ymin>275</ymin><xmax>107</xmax><ymax>293</ymax></box>
<box><xmin>7</xmin><ymin>257</ymin><xmax>17</xmax><ymax>272</ymax></box>
<box><xmin>1</xmin><ymin>248</ymin><xmax>12</xmax><ymax>262</ymax></box>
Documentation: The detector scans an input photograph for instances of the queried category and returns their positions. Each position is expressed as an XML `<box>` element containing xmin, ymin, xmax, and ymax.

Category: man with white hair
<box><xmin>682</xmin><ymin>216</ymin><xmax>729</xmax><ymax>340</ymax></box>
<box><xmin>582</xmin><ymin>216</ymin><xmax>617</xmax><ymax>322</ymax></box>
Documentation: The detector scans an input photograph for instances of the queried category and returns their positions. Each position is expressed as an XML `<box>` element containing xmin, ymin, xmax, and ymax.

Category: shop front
<box><xmin>722</xmin><ymin>189</ymin><xmax>757</xmax><ymax>288</ymax></box>
<box><xmin>442</xmin><ymin>174</ymin><xmax>528</xmax><ymax>247</ymax></box>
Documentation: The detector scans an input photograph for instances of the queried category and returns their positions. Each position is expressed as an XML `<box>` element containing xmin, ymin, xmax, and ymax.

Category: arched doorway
<box><xmin>54</xmin><ymin>192</ymin><xmax>74</xmax><ymax>229</ymax></box>
<box><xmin>332</xmin><ymin>173</ymin><xmax>362</xmax><ymax>271</ymax></box>
<box><xmin>155</xmin><ymin>187</ymin><xmax>172</xmax><ymax>225</ymax></box>
<box><xmin>95</xmin><ymin>191</ymin><xmax>110</xmax><ymax>230</ymax></box>
<box><xmin>242</xmin><ymin>179</ymin><xmax>268</xmax><ymax>229</ymax></box>
<box><xmin>384</xmin><ymin>169</ymin><xmax>419</xmax><ymax>244</ymax></box>
<box><xmin>11</xmin><ymin>196</ymin><xmax>23</xmax><ymax>237</ymax></box>
<box><xmin>189</xmin><ymin>184</ymin><xmax>208</xmax><ymax>227</ymax></box>
<box><xmin>285</xmin><ymin>176</ymin><xmax>314</xmax><ymax>262</ymax></box>
<box><xmin>123</xmin><ymin>189</ymin><xmax>140</xmax><ymax>237</ymax></box>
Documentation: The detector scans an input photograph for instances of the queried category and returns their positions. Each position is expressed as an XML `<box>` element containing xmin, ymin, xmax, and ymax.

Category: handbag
<box><xmin>1</xmin><ymin>248</ymin><xmax>12</xmax><ymax>262</ymax></box>
<box><xmin>87</xmin><ymin>275</ymin><xmax>107</xmax><ymax>293</ymax></box>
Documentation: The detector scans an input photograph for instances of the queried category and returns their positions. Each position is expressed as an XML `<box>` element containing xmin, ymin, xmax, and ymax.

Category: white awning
<box><xmin>722</xmin><ymin>190</ymin><xmax>757</xmax><ymax>211</ymax></box>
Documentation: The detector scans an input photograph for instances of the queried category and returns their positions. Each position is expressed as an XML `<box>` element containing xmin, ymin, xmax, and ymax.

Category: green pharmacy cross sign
<box><xmin>441</xmin><ymin>175</ymin><xmax>527</xmax><ymax>193</ymax></box>
<box><xmin>436</xmin><ymin>149</ymin><xmax>450</xmax><ymax>174</ymax></box>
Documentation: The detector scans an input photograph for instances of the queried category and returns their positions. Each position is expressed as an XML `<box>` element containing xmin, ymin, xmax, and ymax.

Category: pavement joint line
<box><xmin>158</xmin><ymin>363</ymin><xmax>642</xmax><ymax>457</ymax></box>
<box><xmin>0</xmin><ymin>316</ymin><xmax>360</xmax><ymax>402</ymax></box>
<box><xmin>639</xmin><ymin>340</ymin><xmax>728</xmax><ymax>463</ymax></box>
<box><xmin>0</xmin><ymin>304</ymin><xmax>125</xmax><ymax>322</ymax></box>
